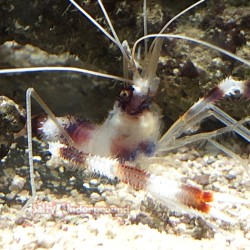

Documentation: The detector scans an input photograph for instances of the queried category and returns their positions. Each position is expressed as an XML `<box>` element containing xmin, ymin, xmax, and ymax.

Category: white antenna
<box><xmin>139</xmin><ymin>0</ymin><xmax>207</xmax><ymax>93</ymax></box>
<box><xmin>69</xmin><ymin>0</ymin><xmax>138</xmax><ymax>78</ymax></box>
<box><xmin>133</xmin><ymin>34</ymin><xmax>250</xmax><ymax>67</ymax></box>
<box><xmin>148</xmin><ymin>0</ymin><xmax>207</xmax><ymax>54</ymax></box>
<box><xmin>0</xmin><ymin>66</ymin><xmax>133</xmax><ymax>84</ymax></box>
<box><xmin>97</xmin><ymin>0</ymin><xmax>129</xmax><ymax>62</ymax></box>
<box><xmin>143</xmin><ymin>0</ymin><xmax>148</xmax><ymax>57</ymax></box>
<box><xmin>69</xmin><ymin>0</ymin><xmax>117</xmax><ymax>45</ymax></box>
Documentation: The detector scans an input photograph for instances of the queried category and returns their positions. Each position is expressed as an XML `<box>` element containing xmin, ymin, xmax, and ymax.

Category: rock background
<box><xmin>0</xmin><ymin>0</ymin><xmax>249</xmax><ymax>123</ymax></box>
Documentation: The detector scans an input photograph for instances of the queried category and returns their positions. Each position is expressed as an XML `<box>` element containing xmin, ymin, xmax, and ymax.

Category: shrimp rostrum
<box><xmin>1</xmin><ymin>0</ymin><xmax>250</xmax><ymax>227</ymax></box>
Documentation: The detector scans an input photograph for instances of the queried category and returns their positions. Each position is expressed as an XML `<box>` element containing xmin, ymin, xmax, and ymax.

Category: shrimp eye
<box><xmin>117</xmin><ymin>86</ymin><xmax>134</xmax><ymax>108</ymax></box>
<box><xmin>120</xmin><ymin>90</ymin><xmax>130</xmax><ymax>98</ymax></box>
<box><xmin>119</xmin><ymin>85</ymin><xmax>134</xmax><ymax>99</ymax></box>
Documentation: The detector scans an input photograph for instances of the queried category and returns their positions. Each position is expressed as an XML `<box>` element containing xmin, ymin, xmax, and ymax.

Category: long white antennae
<box><xmin>0</xmin><ymin>66</ymin><xmax>133</xmax><ymax>84</ymax></box>
<box><xmin>162</xmin><ymin>0</ymin><xmax>206</xmax><ymax>34</ymax></box>
<box><xmin>133</xmin><ymin>34</ymin><xmax>250</xmax><ymax>67</ymax></box>
<box><xmin>69</xmin><ymin>0</ymin><xmax>138</xmax><ymax>77</ymax></box>
<box><xmin>68</xmin><ymin>0</ymin><xmax>118</xmax><ymax>46</ymax></box>
<box><xmin>97</xmin><ymin>0</ymin><xmax>130</xmax><ymax>63</ymax></box>
<box><xmin>143</xmin><ymin>0</ymin><xmax>148</xmax><ymax>57</ymax></box>
<box><xmin>97</xmin><ymin>0</ymin><xmax>139</xmax><ymax>79</ymax></box>
<box><xmin>148</xmin><ymin>0</ymin><xmax>207</xmax><ymax>54</ymax></box>
<box><xmin>140</xmin><ymin>0</ymin><xmax>207</xmax><ymax>87</ymax></box>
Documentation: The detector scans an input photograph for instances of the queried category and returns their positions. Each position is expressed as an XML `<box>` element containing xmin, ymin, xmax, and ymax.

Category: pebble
<box><xmin>9</xmin><ymin>175</ymin><xmax>26</xmax><ymax>192</ymax></box>
<box><xmin>211</xmin><ymin>57</ymin><xmax>223</xmax><ymax>67</ymax></box>
<box><xmin>176</xmin><ymin>223</ymin><xmax>187</xmax><ymax>234</ymax></box>
<box><xmin>70</xmin><ymin>189</ymin><xmax>79</xmax><ymax>197</ymax></box>
<box><xmin>225</xmin><ymin>173</ymin><xmax>236</xmax><ymax>181</ymax></box>
<box><xmin>95</xmin><ymin>201</ymin><xmax>106</xmax><ymax>207</ymax></box>
<box><xmin>16</xmin><ymin>190</ymin><xmax>29</xmax><ymax>202</ymax></box>
<box><xmin>59</xmin><ymin>166</ymin><xmax>64</xmax><ymax>173</ymax></box>
<box><xmin>5</xmin><ymin>192</ymin><xmax>16</xmax><ymax>200</ymax></box>
<box><xmin>83</xmin><ymin>183</ymin><xmax>90</xmax><ymax>189</ymax></box>
<box><xmin>69</xmin><ymin>176</ymin><xmax>76</xmax><ymax>182</ymax></box>
<box><xmin>204</xmin><ymin>155</ymin><xmax>216</xmax><ymax>165</ymax></box>
<box><xmin>194</xmin><ymin>174</ymin><xmax>210</xmax><ymax>185</ymax></box>
<box><xmin>98</xmin><ymin>183</ymin><xmax>105</xmax><ymax>192</ymax></box>
<box><xmin>33</xmin><ymin>155</ymin><xmax>42</xmax><ymax>161</ymax></box>
<box><xmin>37</xmin><ymin>233</ymin><xmax>55</xmax><ymax>248</ymax></box>
<box><xmin>44</xmin><ymin>189</ymin><xmax>51</xmax><ymax>195</ymax></box>
<box><xmin>90</xmin><ymin>178</ymin><xmax>100</xmax><ymax>186</ymax></box>
<box><xmin>169</xmin><ymin>216</ymin><xmax>181</xmax><ymax>226</ymax></box>
<box><xmin>246</xmin><ymin>232</ymin><xmax>250</xmax><ymax>240</ymax></box>
<box><xmin>90</xmin><ymin>192</ymin><xmax>102</xmax><ymax>203</ymax></box>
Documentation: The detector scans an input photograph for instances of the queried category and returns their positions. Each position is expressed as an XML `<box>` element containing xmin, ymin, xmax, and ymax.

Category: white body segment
<box><xmin>220</xmin><ymin>77</ymin><xmax>245</xmax><ymax>97</ymax></box>
<box><xmin>89</xmin><ymin>108</ymin><xmax>161</xmax><ymax>157</ymax></box>
<box><xmin>40</xmin><ymin>103</ymin><xmax>161</xmax><ymax>160</ymax></box>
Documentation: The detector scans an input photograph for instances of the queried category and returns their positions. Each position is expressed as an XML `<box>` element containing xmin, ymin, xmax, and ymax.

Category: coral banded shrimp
<box><xmin>0</xmin><ymin>0</ymin><xmax>250</xmax><ymax>231</ymax></box>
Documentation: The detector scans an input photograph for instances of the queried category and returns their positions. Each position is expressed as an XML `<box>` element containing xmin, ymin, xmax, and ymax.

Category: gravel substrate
<box><xmin>0</xmin><ymin>142</ymin><xmax>250</xmax><ymax>249</ymax></box>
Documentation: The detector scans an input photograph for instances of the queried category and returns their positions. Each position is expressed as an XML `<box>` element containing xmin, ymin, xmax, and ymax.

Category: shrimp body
<box><xmin>37</xmin><ymin>83</ymin><xmax>161</xmax><ymax>162</ymax></box>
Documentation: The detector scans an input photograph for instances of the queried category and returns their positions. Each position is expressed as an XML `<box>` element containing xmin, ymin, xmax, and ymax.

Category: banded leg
<box><xmin>157</xmin><ymin>116</ymin><xmax>250</xmax><ymax>153</ymax></box>
<box><xmin>157</xmin><ymin>78</ymin><xmax>250</xmax><ymax>172</ymax></box>
<box><xmin>157</xmin><ymin>118</ymin><xmax>250</xmax><ymax>175</ymax></box>
<box><xmin>50</xmin><ymin>142</ymin><xmax>250</xmax><ymax>223</ymax></box>
<box><xmin>160</xmin><ymin>78</ymin><xmax>250</xmax><ymax>145</ymax></box>
<box><xmin>17</xmin><ymin>88</ymin><xmax>80</xmax><ymax>220</ymax></box>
